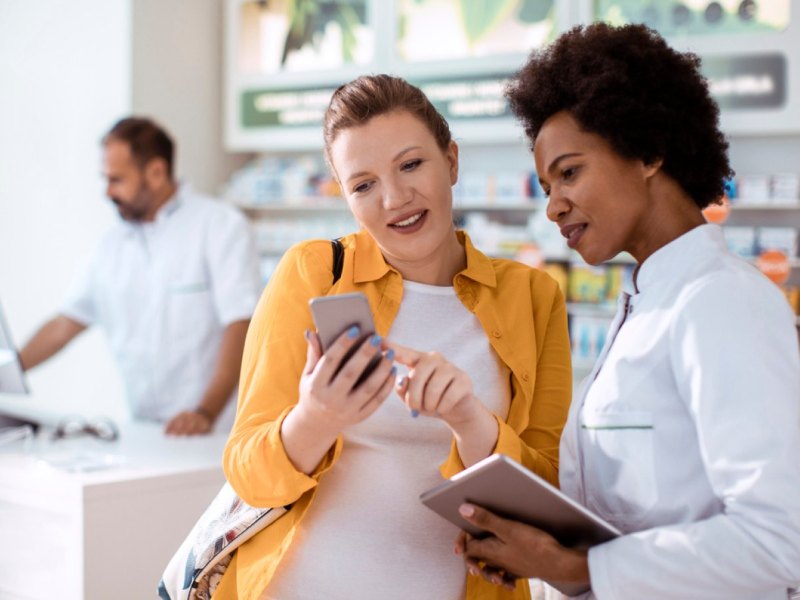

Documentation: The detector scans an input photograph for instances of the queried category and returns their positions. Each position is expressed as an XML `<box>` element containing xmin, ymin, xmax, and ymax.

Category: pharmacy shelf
<box><xmin>236</xmin><ymin>200</ymin><xmax>800</xmax><ymax>214</ymax></box>
<box><xmin>235</xmin><ymin>200</ymin><xmax>347</xmax><ymax>215</ymax></box>
<box><xmin>567</xmin><ymin>302</ymin><xmax>617</xmax><ymax>318</ymax></box>
<box><xmin>729</xmin><ymin>202</ymin><xmax>800</xmax><ymax>211</ymax></box>
<box><xmin>235</xmin><ymin>200</ymin><xmax>542</xmax><ymax>214</ymax></box>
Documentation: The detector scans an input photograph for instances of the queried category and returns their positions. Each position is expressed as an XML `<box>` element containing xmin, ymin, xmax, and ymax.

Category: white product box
<box><xmin>723</xmin><ymin>226</ymin><xmax>757</xmax><ymax>259</ymax></box>
<box><xmin>770</xmin><ymin>173</ymin><xmax>800</xmax><ymax>205</ymax></box>
<box><xmin>454</xmin><ymin>172</ymin><xmax>491</xmax><ymax>205</ymax></box>
<box><xmin>493</xmin><ymin>172</ymin><xmax>529</xmax><ymax>205</ymax></box>
<box><xmin>737</xmin><ymin>174</ymin><xmax>771</xmax><ymax>205</ymax></box>
<box><xmin>758</xmin><ymin>227</ymin><xmax>798</xmax><ymax>257</ymax></box>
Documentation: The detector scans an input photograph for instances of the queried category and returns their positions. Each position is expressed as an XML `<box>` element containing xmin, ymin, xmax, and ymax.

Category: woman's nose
<box><xmin>382</xmin><ymin>179</ymin><xmax>411</xmax><ymax>210</ymax></box>
<box><xmin>545</xmin><ymin>188</ymin><xmax>570</xmax><ymax>222</ymax></box>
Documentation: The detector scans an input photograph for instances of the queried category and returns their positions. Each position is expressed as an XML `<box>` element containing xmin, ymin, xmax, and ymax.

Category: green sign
<box><xmin>240</xmin><ymin>73</ymin><xmax>514</xmax><ymax>130</ymax></box>
<box><xmin>241</xmin><ymin>87</ymin><xmax>335</xmax><ymax>128</ymax></box>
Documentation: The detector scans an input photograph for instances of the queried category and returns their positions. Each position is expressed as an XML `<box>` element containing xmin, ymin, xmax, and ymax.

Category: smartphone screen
<box><xmin>309</xmin><ymin>292</ymin><xmax>383</xmax><ymax>388</ymax></box>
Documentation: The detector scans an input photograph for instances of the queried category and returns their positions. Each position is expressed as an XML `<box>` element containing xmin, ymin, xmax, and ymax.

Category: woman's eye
<box><xmin>352</xmin><ymin>181</ymin><xmax>372</xmax><ymax>194</ymax></box>
<box><xmin>562</xmin><ymin>167</ymin><xmax>577</xmax><ymax>181</ymax></box>
<box><xmin>401</xmin><ymin>159</ymin><xmax>422</xmax><ymax>172</ymax></box>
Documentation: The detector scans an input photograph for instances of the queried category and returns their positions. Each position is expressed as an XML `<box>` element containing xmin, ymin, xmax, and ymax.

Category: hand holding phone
<box><xmin>309</xmin><ymin>292</ymin><xmax>384</xmax><ymax>388</ymax></box>
<box><xmin>281</xmin><ymin>294</ymin><xmax>398</xmax><ymax>475</ymax></box>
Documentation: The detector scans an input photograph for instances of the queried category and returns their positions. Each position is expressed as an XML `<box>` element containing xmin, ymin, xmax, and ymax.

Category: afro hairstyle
<box><xmin>505</xmin><ymin>22</ymin><xmax>733</xmax><ymax>208</ymax></box>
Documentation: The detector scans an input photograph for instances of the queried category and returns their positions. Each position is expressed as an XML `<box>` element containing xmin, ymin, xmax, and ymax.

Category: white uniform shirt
<box><xmin>61</xmin><ymin>184</ymin><xmax>260</xmax><ymax>428</ymax></box>
<box><xmin>264</xmin><ymin>280</ymin><xmax>511</xmax><ymax>600</ymax></box>
<box><xmin>560</xmin><ymin>225</ymin><xmax>800</xmax><ymax>599</ymax></box>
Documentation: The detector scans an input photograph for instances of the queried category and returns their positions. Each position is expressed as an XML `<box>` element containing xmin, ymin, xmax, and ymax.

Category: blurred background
<box><xmin>1</xmin><ymin>0</ymin><xmax>798</xmax><ymax>421</ymax></box>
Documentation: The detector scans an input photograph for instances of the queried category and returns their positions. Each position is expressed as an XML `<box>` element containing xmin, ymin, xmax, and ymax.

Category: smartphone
<box><xmin>308</xmin><ymin>292</ymin><xmax>383</xmax><ymax>388</ymax></box>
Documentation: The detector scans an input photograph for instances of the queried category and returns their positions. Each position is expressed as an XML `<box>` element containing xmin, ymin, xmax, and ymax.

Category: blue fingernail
<box><xmin>386</xmin><ymin>349</ymin><xmax>395</xmax><ymax>361</ymax></box>
<box><xmin>370</xmin><ymin>335</ymin><xmax>382</xmax><ymax>346</ymax></box>
<box><xmin>397</xmin><ymin>376</ymin><xmax>407</xmax><ymax>387</ymax></box>
<box><xmin>390</xmin><ymin>366</ymin><xmax>397</xmax><ymax>376</ymax></box>
<box><xmin>348</xmin><ymin>326</ymin><xmax>359</xmax><ymax>338</ymax></box>
<box><xmin>411</xmin><ymin>409</ymin><xmax>419</xmax><ymax>418</ymax></box>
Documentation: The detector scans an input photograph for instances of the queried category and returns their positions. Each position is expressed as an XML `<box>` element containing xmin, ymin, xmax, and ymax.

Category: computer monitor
<box><xmin>0</xmin><ymin>300</ymin><xmax>29</xmax><ymax>395</ymax></box>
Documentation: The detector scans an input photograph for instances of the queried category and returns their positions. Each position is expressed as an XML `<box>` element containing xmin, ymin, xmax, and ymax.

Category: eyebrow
<box><xmin>344</xmin><ymin>145</ymin><xmax>422</xmax><ymax>183</ymax></box>
<box><xmin>539</xmin><ymin>152</ymin><xmax>582</xmax><ymax>188</ymax></box>
<box><xmin>544</xmin><ymin>152</ymin><xmax>582</xmax><ymax>176</ymax></box>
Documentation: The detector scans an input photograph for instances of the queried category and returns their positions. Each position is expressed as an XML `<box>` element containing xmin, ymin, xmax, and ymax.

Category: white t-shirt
<box><xmin>60</xmin><ymin>184</ymin><xmax>260</xmax><ymax>428</ymax></box>
<box><xmin>265</xmin><ymin>280</ymin><xmax>511</xmax><ymax>600</ymax></box>
<box><xmin>560</xmin><ymin>225</ymin><xmax>800</xmax><ymax>599</ymax></box>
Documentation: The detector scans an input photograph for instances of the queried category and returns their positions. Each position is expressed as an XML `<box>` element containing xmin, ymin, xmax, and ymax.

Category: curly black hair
<box><xmin>505</xmin><ymin>22</ymin><xmax>733</xmax><ymax>209</ymax></box>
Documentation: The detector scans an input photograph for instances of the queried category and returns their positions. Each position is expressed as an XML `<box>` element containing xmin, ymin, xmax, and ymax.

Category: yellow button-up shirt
<box><xmin>219</xmin><ymin>230</ymin><xmax>572</xmax><ymax>600</ymax></box>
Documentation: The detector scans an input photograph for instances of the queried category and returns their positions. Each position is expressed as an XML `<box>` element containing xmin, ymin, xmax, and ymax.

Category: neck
<box><xmin>628</xmin><ymin>175</ymin><xmax>706</xmax><ymax>265</ymax></box>
<box><xmin>143</xmin><ymin>180</ymin><xmax>178</xmax><ymax>222</ymax></box>
<box><xmin>390</xmin><ymin>230</ymin><xmax>466</xmax><ymax>286</ymax></box>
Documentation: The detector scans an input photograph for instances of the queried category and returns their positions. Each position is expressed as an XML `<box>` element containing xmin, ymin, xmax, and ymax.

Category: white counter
<box><xmin>0</xmin><ymin>418</ymin><xmax>228</xmax><ymax>600</ymax></box>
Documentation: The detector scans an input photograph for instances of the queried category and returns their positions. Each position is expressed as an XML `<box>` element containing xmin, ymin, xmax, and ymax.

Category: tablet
<box><xmin>420</xmin><ymin>453</ymin><xmax>620</xmax><ymax>548</ymax></box>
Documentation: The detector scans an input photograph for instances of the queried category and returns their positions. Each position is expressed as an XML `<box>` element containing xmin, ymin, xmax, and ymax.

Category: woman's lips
<box><xmin>561</xmin><ymin>223</ymin><xmax>587</xmax><ymax>249</ymax></box>
<box><xmin>389</xmin><ymin>210</ymin><xmax>427</xmax><ymax>234</ymax></box>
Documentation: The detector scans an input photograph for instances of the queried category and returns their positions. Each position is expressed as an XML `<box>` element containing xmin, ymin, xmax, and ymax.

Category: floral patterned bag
<box><xmin>158</xmin><ymin>481</ymin><xmax>288</xmax><ymax>600</ymax></box>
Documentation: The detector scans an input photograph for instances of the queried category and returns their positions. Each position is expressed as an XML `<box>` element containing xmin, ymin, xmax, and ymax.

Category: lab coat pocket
<box><xmin>580</xmin><ymin>410</ymin><xmax>657</xmax><ymax>526</ymax></box>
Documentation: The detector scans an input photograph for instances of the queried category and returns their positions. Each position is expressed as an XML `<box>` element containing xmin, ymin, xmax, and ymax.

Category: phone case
<box><xmin>309</xmin><ymin>292</ymin><xmax>382</xmax><ymax>388</ymax></box>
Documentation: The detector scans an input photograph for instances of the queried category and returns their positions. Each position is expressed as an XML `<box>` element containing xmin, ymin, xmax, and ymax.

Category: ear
<box><xmin>143</xmin><ymin>157</ymin><xmax>169</xmax><ymax>187</ymax></box>
<box><xmin>643</xmin><ymin>157</ymin><xmax>664</xmax><ymax>180</ymax></box>
<box><xmin>447</xmin><ymin>141</ymin><xmax>459</xmax><ymax>185</ymax></box>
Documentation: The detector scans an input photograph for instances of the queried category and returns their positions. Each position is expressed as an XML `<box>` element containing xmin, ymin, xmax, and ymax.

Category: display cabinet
<box><xmin>232</xmin><ymin>193</ymin><xmax>800</xmax><ymax>382</ymax></box>
<box><xmin>224</xmin><ymin>0</ymin><xmax>800</xmax><ymax>152</ymax></box>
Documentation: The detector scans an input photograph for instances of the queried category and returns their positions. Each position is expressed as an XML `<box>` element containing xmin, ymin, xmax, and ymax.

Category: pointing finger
<box><xmin>383</xmin><ymin>340</ymin><xmax>421</xmax><ymax>367</ymax></box>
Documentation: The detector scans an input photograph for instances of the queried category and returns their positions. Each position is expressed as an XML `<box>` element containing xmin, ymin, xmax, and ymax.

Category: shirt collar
<box><xmin>635</xmin><ymin>224</ymin><xmax>726</xmax><ymax>293</ymax></box>
<box><xmin>153</xmin><ymin>182</ymin><xmax>184</xmax><ymax>223</ymax></box>
<box><xmin>352</xmin><ymin>229</ymin><xmax>497</xmax><ymax>287</ymax></box>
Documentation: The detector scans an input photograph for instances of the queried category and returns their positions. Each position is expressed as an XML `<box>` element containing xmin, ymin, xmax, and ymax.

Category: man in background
<box><xmin>19</xmin><ymin>117</ymin><xmax>260</xmax><ymax>436</ymax></box>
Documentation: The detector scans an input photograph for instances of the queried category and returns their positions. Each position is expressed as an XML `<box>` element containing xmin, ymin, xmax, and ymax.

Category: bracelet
<box><xmin>193</xmin><ymin>407</ymin><xmax>214</xmax><ymax>421</ymax></box>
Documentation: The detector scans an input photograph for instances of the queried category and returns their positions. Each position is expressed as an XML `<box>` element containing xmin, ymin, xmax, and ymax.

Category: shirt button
<box><xmin>492</xmin><ymin>329</ymin><xmax>501</xmax><ymax>338</ymax></box>
<box><xmin>522</xmin><ymin>372</ymin><xmax>530</xmax><ymax>382</ymax></box>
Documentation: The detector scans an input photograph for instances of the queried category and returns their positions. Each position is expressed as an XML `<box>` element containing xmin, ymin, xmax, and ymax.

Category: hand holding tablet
<box><xmin>420</xmin><ymin>453</ymin><xmax>620</xmax><ymax>547</ymax></box>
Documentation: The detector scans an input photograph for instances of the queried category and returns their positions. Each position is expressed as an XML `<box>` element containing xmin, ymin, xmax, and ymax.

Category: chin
<box><xmin>576</xmin><ymin>248</ymin><xmax>612</xmax><ymax>267</ymax></box>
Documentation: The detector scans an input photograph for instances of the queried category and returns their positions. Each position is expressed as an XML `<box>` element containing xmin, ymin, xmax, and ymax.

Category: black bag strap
<box><xmin>331</xmin><ymin>238</ymin><xmax>344</xmax><ymax>285</ymax></box>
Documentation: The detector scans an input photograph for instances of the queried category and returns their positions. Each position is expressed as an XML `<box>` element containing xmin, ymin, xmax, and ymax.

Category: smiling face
<box><xmin>329</xmin><ymin>110</ymin><xmax>464</xmax><ymax>284</ymax></box>
<box><xmin>534</xmin><ymin>111</ymin><xmax>662</xmax><ymax>265</ymax></box>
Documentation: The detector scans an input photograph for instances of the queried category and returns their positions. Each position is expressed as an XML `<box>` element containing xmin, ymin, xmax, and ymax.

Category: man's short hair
<box><xmin>103</xmin><ymin>117</ymin><xmax>175</xmax><ymax>178</ymax></box>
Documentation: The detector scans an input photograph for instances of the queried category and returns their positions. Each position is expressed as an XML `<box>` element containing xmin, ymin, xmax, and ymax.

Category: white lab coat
<box><xmin>560</xmin><ymin>225</ymin><xmax>800</xmax><ymax>599</ymax></box>
<box><xmin>61</xmin><ymin>184</ymin><xmax>260</xmax><ymax>429</ymax></box>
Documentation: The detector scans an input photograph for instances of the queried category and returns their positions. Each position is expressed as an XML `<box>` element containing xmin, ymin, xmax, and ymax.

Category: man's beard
<box><xmin>111</xmin><ymin>185</ymin><xmax>151</xmax><ymax>222</ymax></box>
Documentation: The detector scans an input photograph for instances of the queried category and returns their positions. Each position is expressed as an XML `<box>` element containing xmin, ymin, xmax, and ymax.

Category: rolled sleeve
<box><xmin>59</xmin><ymin>249</ymin><xmax>99</xmax><ymax>326</ymax></box>
<box><xmin>206</xmin><ymin>207</ymin><xmax>261</xmax><ymax>326</ymax></box>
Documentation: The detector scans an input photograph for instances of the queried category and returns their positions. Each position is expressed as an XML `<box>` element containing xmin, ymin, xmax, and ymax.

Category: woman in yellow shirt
<box><xmin>218</xmin><ymin>74</ymin><xmax>571</xmax><ymax>600</ymax></box>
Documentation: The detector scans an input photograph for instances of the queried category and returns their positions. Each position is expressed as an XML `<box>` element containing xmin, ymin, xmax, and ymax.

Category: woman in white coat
<box><xmin>455</xmin><ymin>22</ymin><xmax>800</xmax><ymax>599</ymax></box>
